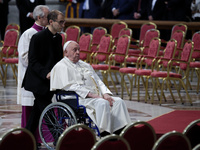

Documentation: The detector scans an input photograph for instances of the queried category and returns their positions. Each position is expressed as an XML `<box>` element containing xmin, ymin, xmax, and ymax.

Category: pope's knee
<box><xmin>98</xmin><ymin>99</ymin><xmax>110</xmax><ymax>108</ymax></box>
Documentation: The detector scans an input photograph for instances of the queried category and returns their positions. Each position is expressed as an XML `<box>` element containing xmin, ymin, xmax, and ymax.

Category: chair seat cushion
<box><xmin>151</xmin><ymin>71</ymin><xmax>182</xmax><ymax>78</ymax></box>
<box><xmin>4</xmin><ymin>58</ymin><xmax>18</xmax><ymax>63</ymax></box>
<box><xmin>135</xmin><ymin>69</ymin><xmax>152</xmax><ymax>76</ymax></box>
<box><xmin>190</xmin><ymin>62</ymin><xmax>200</xmax><ymax>68</ymax></box>
<box><xmin>126</xmin><ymin>57</ymin><xmax>138</xmax><ymax>63</ymax></box>
<box><xmin>92</xmin><ymin>64</ymin><xmax>109</xmax><ymax>70</ymax></box>
<box><xmin>128</xmin><ymin>49</ymin><xmax>141</xmax><ymax>55</ymax></box>
<box><xmin>110</xmin><ymin>66</ymin><xmax>120</xmax><ymax>70</ymax></box>
<box><xmin>119</xmin><ymin>67</ymin><xmax>137</xmax><ymax>74</ymax></box>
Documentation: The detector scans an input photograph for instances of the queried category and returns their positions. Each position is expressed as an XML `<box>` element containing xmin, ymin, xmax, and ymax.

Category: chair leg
<box><xmin>179</xmin><ymin>79</ymin><xmax>193</xmax><ymax>105</ymax></box>
<box><xmin>108</xmin><ymin>71</ymin><xmax>118</xmax><ymax>95</ymax></box>
<box><xmin>120</xmin><ymin>73</ymin><xmax>125</xmax><ymax>99</ymax></box>
<box><xmin>151</xmin><ymin>77</ymin><xmax>156</xmax><ymax>104</ymax></box>
<box><xmin>166</xmin><ymin>80</ymin><xmax>176</xmax><ymax>103</ymax></box>
<box><xmin>196</xmin><ymin>69</ymin><xmax>200</xmax><ymax>94</ymax></box>
<box><xmin>0</xmin><ymin>68</ymin><xmax>5</xmax><ymax>87</ymax></box>
<box><xmin>144</xmin><ymin>76</ymin><xmax>150</xmax><ymax>103</ymax></box>
<box><xmin>129</xmin><ymin>75</ymin><xmax>135</xmax><ymax>100</ymax></box>
<box><xmin>173</xmin><ymin>80</ymin><xmax>183</xmax><ymax>104</ymax></box>
<box><xmin>124</xmin><ymin>74</ymin><xmax>131</xmax><ymax>97</ymax></box>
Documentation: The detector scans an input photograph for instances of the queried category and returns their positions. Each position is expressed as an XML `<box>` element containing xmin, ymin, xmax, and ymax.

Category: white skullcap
<box><xmin>63</xmin><ymin>40</ymin><xmax>76</xmax><ymax>51</ymax></box>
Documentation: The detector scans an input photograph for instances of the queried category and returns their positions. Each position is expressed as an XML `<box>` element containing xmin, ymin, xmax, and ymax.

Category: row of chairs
<box><xmin>70</xmin><ymin>21</ymin><xmax>199</xmax><ymax>105</ymax></box>
<box><xmin>1</xmin><ymin>118</ymin><xmax>199</xmax><ymax>150</ymax></box>
<box><xmin>0</xmin><ymin>21</ymin><xmax>189</xmax><ymax>87</ymax></box>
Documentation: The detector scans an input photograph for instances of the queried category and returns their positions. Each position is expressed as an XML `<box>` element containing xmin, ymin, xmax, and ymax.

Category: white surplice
<box><xmin>50</xmin><ymin>57</ymin><xmax>131</xmax><ymax>133</ymax></box>
<box><xmin>17</xmin><ymin>27</ymin><xmax>37</xmax><ymax>106</ymax></box>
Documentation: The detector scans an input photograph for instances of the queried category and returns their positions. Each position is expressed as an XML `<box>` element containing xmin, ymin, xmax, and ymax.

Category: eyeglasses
<box><xmin>54</xmin><ymin>20</ymin><xmax>65</xmax><ymax>25</ymax></box>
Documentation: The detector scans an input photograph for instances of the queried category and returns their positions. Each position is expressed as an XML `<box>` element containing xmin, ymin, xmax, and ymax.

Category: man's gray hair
<box><xmin>33</xmin><ymin>5</ymin><xmax>50</xmax><ymax>21</ymax></box>
<box><xmin>63</xmin><ymin>40</ymin><xmax>77</xmax><ymax>51</ymax></box>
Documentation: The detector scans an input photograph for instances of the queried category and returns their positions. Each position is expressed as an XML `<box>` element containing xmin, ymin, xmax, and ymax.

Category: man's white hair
<box><xmin>63</xmin><ymin>40</ymin><xmax>77</xmax><ymax>51</ymax></box>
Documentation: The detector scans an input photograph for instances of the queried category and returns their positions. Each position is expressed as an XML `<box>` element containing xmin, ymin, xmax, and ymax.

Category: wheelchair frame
<box><xmin>39</xmin><ymin>91</ymin><xmax>100</xmax><ymax>150</ymax></box>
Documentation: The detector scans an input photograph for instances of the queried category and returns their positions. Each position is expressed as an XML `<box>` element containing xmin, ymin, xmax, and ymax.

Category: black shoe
<box><xmin>100</xmin><ymin>131</ymin><xmax>110</xmax><ymax>138</ymax></box>
<box><xmin>113</xmin><ymin>127</ymin><xmax>125</xmax><ymax>135</ymax></box>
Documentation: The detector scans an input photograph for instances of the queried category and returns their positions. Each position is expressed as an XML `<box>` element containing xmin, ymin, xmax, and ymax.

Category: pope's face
<box><xmin>66</xmin><ymin>42</ymin><xmax>80</xmax><ymax>63</ymax></box>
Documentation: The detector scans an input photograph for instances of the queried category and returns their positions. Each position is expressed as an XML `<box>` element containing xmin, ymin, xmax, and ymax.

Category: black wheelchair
<box><xmin>39</xmin><ymin>90</ymin><xmax>100</xmax><ymax>150</ymax></box>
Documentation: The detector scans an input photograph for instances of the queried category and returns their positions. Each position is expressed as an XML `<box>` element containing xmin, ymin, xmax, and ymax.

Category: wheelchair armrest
<box><xmin>56</xmin><ymin>90</ymin><xmax>79</xmax><ymax>110</ymax></box>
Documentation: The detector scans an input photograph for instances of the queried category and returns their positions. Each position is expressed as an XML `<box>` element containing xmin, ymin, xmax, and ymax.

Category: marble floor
<box><xmin>0</xmin><ymin>69</ymin><xmax>200</xmax><ymax>149</ymax></box>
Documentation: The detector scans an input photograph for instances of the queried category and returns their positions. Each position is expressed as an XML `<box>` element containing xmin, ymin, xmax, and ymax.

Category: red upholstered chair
<box><xmin>0</xmin><ymin>127</ymin><xmax>36</xmax><ymax>150</ymax></box>
<box><xmin>0</xmin><ymin>29</ymin><xmax>19</xmax><ymax>58</ymax></box>
<box><xmin>91</xmin><ymin>134</ymin><xmax>131</xmax><ymax>150</ymax></box>
<box><xmin>119</xmin><ymin>37</ymin><xmax>161</xmax><ymax>100</ymax></box>
<box><xmin>127</xmin><ymin>29</ymin><xmax>160</xmax><ymax>66</ymax></box>
<box><xmin>60</xmin><ymin>31</ymin><xmax>67</xmax><ymax>46</ymax></box>
<box><xmin>171</xmin><ymin>23</ymin><xmax>188</xmax><ymax>37</ymax></box>
<box><xmin>152</xmin><ymin>131</ymin><xmax>192</xmax><ymax>150</ymax></box>
<box><xmin>119</xmin><ymin>28</ymin><xmax>132</xmax><ymax>38</ymax></box>
<box><xmin>171</xmin><ymin>30</ymin><xmax>186</xmax><ymax>58</ymax></box>
<box><xmin>120</xmin><ymin>121</ymin><xmax>156</xmax><ymax>150</ymax></box>
<box><xmin>0</xmin><ymin>29</ymin><xmax>19</xmax><ymax>86</ymax></box>
<box><xmin>5</xmin><ymin>23</ymin><xmax>20</xmax><ymax>32</ymax></box>
<box><xmin>65</xmin><ymin>25</ymin><xmax>80</xmax><ymax>42</ymax></box>
<box><xmin>91</xmin><ymin>27</ymin><xmax>107</xmax><ymax>52</ymax></box>
<box><xmin>56</xmin><ymin>124</ymin><xmax>96</xmax><ymax>150</ymax></box>
<box><xmin>183</xmin><ymin>119</ymin><xmax>200</xmax><ymax>149</ymax></box>
<box><xmin>189</xmin><ymin>31</ymin><xmax>200</xmax><ymax>93</ymax></box>
<box><xmin>134</xmin><ymin>37</ymin><xmax>161</xmax><ymax>102</ymax></box>
<box><xmin>110</xmin><ymin>21</ymin><xmax>128</xmax><ymax>47</ymax></box>
<box><xmin>150</xmin><ymin>40</ymin><xmax>194</xmax><ymax>105</ymax></box>
<box><xmin>161</xmin><ymin>23</ymin><xmax>188</xmax><ymax>46</ymax></box>
<box><xmin>79</xmin><ymin>33</ymin><xmax>92</xmax><ymax>62</ymax></box>
<box><xmin>92</xmin><ymin>35</ymin><xmax>131</xmax><ymax>94</ymax></box>
<box><xmin>130</xmin><ymin>22</ymin><xmax>157</xmax><ymax>51</ymax></box>
<box><xmin>91</xmin><ymin>34</ymin><xmax>112</xmax><ymax>65</ymax></box>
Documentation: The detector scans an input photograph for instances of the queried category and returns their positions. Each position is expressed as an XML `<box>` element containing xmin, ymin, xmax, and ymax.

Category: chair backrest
<box><xmin>94</xmin><ymin>34</ymin><xmax>112</xmax><ymax>63</ymax></box>
<box><xmin>91</xmin><ymin>27</ymin><xmax>107</xmax><ymax>52</ymax></box>
<box><xmin>162</xmin><ymin>39</ymin><xmax>177</xmax><ymax>67</ymax></box>
<box><xmin>171</xmin><ymin>23</ymin><xmax>187</xmax><ymax>37</ymax></box>
<box><xmin>60</xmin><ymin>31</ymin><xmax>67</xmax><ymax>46</ymax></box>
<box><xmin>110</xmin><ymin>21</ymin><xmax>127</xmax><ymax>46</ymax></box>
<box><xmin>79</xmin><ymin>33</ymin><xmax>92</xmax><ymax>61</ymax></box>
<box><xmin>191</xmin><ymin>31</ymin><xmax>200</xmax><ymax>59</ymax></box>
<box><xmin>91</xmin><ymin>134</ymin><xmax>131</xmax><ymax>150</ymax></box>
<box><xmin>65</xmin><ymin>25</ymin><xmax>80</xmax><ymax>42</ymax></box>
<box><xmin>56</xmin><ymin>124</ymin><xmax>96</xmax><ymax>150</ymax></box>
<box><xmin>183</xmin><ymin>119</ymin><xmax>200</xmax><ymax>148</ymax></box>
<box><xmin>144</xmin><ymin>37</ymin><xmax>161</xmax><ymax>66</ymax></box>
<box><xmin>193</xmin><ymin>143</ymin><xmax>200</xmax><ymax>150</ymax></box>
<box><xmin>1</xmin><ymin>29</ymin><xmax>19</xmax><ymax>57</ymax></box>
<box><xmin>0</xmin><ymin>127</ymin><xmax>36</xmax><ymax>150</ymax></box>
<box><xmin>142</xmin><ymin>29</ymin><xmax>160</xmax><ymax>55</ymax></box>
<box><xmin>119</xmin><ymin>28</ymin><xmax>132</xmax><ymax>38</ymax></box>
<box><xmin>152</xmin><ymin>131</ymin><xmax>192</xmax><ymax>150</ymax></box>
<box><xmin>5</xmin><ymin>23</ymin><xmax>20</xmax><ymax>32</ymax></box>
<box><xmin>139</xmin><ymin>22</ymin><xmax>157</xmax><ymax>46</ymax></box>
<box><xmin>114</xmin><ymin>35</ymin><xmax>130</xmax><ymax>64</ymax></box>
<box><xmin>171</xmin><ymin>30</ymin><xmax>185</xmax><ymax>49</ymax></box>
<box><xmin>120</xmin><ymin>121</ymin><xmax>156</xmax><ymax>150</ymax></box>
<box><xmin>110</xmin><ymin>21</ymin><xmax>128</xmax><ymax>39</ymax></box>
<box><xmin>180</xmin><ymin>40</ymin><xmax>194</xmax><ymax>70</ymax></box>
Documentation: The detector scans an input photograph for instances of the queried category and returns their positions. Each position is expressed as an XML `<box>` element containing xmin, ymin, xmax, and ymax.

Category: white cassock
<box><xmin>51</xmin><ymin>57</ymin><xmax>131</xmax><ymax>133</ymax></box>
<box><xmin>17</xmin><ymin>27</ymin><xmax>36</xmax><ymax>106</ymax></box>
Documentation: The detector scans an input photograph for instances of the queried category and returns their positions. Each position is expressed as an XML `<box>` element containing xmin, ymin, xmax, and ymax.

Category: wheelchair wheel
<box><xmin>39</xmin><ymin>102</ymin><xmax>77</xmax><ymax>150</ymax></box>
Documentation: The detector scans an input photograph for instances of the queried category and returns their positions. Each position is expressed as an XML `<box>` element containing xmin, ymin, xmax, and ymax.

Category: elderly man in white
<box><xmin>50</xmin><ymin>40</ymin><xmax>131</xmax><ymax>137</ymax></box>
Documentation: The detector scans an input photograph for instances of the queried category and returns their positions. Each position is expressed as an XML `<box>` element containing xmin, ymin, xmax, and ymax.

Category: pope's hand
<box><xmin>103</xmin><ymin>94</ymin><xmax>115</xmax><ymax>107</ymax></box>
